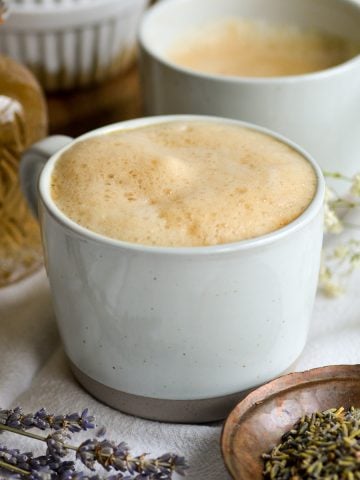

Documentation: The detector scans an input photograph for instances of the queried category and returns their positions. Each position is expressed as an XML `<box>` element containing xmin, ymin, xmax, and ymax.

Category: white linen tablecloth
<box><xmin>1</xmin><ymin>220</ymin><xmax>360</xmax><ymax>480</ymax></box>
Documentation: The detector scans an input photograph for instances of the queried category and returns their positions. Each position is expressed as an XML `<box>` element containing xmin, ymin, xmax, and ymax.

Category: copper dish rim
<box><xmin>220</xmin><ymin>363</ymin><xmax>360</xmax><ymax>479</ymax></box>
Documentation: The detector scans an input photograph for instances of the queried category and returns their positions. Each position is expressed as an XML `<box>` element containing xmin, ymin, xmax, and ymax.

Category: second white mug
<box><xmin>139</xmin><ymin>0</ymin><xmax>360</xmax><ymax>177</ymax></box>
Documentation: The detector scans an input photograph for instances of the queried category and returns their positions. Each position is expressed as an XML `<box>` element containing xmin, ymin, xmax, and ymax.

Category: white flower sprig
<box><xmin>320</xmin><ymin>171</ymin><xmax>360</xmax><ymax>297</ymax></box>
<box><xmin>320</xmin><ymin>239</ymin><xmax>360</xmax><ymax>297</ymax></box>
<box><xmin>323</xmin><ymin>172</ymin><xmax>360</xmax><ymax>234</ymax></box>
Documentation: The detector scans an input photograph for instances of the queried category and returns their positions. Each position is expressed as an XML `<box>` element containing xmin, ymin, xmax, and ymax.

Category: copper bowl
<box><xmin>221</xmin><ymin>364</ymin><xmax>360</xmax><ymax>480</ymax></box>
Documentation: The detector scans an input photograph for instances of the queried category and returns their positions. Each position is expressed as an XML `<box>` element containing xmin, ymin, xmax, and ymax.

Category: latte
<box><xmin>51</xmin><ymin>121</ymin><xmax>316</xmax><ymax>247</ymax></box>
<box><xmin>167</xmin><ymin>18</ymin><xmax>360</xmax><ymax>77</ymax></box>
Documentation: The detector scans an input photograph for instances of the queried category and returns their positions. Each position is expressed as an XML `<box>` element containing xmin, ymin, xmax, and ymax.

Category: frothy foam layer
<box><xmin>51</xmin><ymin>121</ymin><xmax>317</xmax><ymax>247</ymax></box>
<box><xmin>168</xmin><ymin>18</ymin><xmax>360</xmax><ymax>77</ymax></box>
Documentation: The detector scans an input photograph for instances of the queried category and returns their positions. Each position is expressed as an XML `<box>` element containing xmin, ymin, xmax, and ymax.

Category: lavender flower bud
<box><xmin>0</xmin><ymin>445</ymin><xmax>32</xmax><ymax>470</ymax></box>
<box><xmin>33</xmin><ymin>409</ymin><xmax>52</xmax><ymax>430</ymax></box>
<box><xmin>162</xmin><ymin>454</ymin><xmax>188</xmax><ymax>476</ymax></box>
<box><xmin>5</xmin><ymin>407</ymin><xmax>23</xmax><ymax>429</ymax></box>
<box><xmin>108</xmin><ymin>476</ymin><xmax>131</xmax><ymax>480</ymax></box>
<box><xmin>96</xmin><ymin>427</ymin><xmax>107</xmax><ymax>438</ymax></box>
<box><xmin>79</xmin><ymin>409</ymin><xmax>96</xmax><ymax>432</ymax></box>
<box><xmin>46</xmin><ymin>432</ymin><xmax>70</xmax><ymax>459</ymax></box>
<box><xmin>0</xmin><ymin>472</ymin><xmax>21</xmax><ymax>480</ymax></box>
<box><xmin>0</xmin><ymin>410</ymin><xmax>8</xmax><ymax>426</ymax></box>
<box><xmin>29</xmin><ymin>466</ymin><xmax>54</xmax><ymax>480</ymax></box>
<box><xmin>76</xmin><ymin>439</ymin><xmax>99</xmax><ymax>470</ymax></box>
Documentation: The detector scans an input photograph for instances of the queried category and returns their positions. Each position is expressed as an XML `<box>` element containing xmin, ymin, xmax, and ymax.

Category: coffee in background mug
<box><xmin>139</xmin><ymin>0</ymin><xmax>360</xmax><ymax>179</ymax></box>
<box><xmin>21</xmin><ymin>115</ymin><xmax>325</xmax><ymax>423</ymax></box>
<box><xmin>168</xmin><ymin>18</ymin><xmax>360</xmax><ymax>78</ymax></box>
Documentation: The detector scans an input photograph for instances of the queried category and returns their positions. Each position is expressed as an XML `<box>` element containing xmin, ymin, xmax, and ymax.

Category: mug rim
<box><xmin>139</xmin><ymin>0</ymin><xmax>360</xmax><ymax>84</ymax></box>
<box><xmin>39</xmin><ymin>114</ymin><xmax>325</xmax><ymax>256</ymax></box>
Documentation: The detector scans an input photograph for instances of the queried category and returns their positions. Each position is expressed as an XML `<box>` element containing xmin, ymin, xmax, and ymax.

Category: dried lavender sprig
<box><xmin>0</xmin><ymin>408</ymin><xmax>95</xmax><ymax>433</ymax></box>
<box><xmin>0</xmin><ymin>423</ymin><xmax>188</xmax><ymax>479</ymax></box>
<box><xmin>0</xmin><ymin>448</ymin><xmax>129</xmax><ymax>480</ymax></box>
<box><xmin>77</xmin><ymin>439</ymin><xmax>188</xmax><ymax>478</ymax></box>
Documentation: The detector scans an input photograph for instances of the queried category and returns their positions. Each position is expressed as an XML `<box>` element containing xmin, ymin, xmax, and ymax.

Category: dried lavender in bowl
<box><xmin>262</xmin><ymin>406</ymin><xmax>360</xmax><ymax>479</ymax></box>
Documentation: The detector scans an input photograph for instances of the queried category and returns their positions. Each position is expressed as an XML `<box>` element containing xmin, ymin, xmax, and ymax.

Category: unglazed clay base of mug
<box><xmin>70</xmin><ymin>360</ymin><xmax>257</xmax><ymax>423</ymax></box>
<box><xmin>69</xmin><ymin>359</ymin><xmax>298</xmax><ymax>423</ymax></box>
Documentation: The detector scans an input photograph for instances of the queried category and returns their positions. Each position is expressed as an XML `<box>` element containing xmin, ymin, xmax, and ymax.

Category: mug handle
<box><xmin>20</xmin><ymin>135</ymin><xmax>73</xmax><ymax>218</ymax></box>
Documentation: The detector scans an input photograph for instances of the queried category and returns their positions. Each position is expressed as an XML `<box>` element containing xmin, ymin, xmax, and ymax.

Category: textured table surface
<box><xmin>1</xmin><ymin>212</ymin><xmax>360</xmax><ymax>479</ymax></box>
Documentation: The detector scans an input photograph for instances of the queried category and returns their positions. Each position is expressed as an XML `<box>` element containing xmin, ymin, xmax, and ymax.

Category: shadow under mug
<box><xmin>21</xmin><ymin>115</ymin><xmax>325</xmax><ymax>423</ymax></box>
<box><xmin>139</xmin><ymin>0</ymin><xmax>360</xmax><ymax>179</ymax></box>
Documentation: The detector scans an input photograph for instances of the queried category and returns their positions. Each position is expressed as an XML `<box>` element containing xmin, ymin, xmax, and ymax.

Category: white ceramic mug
<box><xmin>139</xmin><ymin>0</ymin><xmax>360</xmax><ymax>178</ymax></box>
<box><xmin>21</xmin><ymin>115</ymin><xmax>325</xmax><ymax>423</ymax></box>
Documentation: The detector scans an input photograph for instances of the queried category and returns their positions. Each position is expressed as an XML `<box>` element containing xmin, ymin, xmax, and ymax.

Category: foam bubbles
<box><xmin>51</xmin><ymin>121</ymin><xmax>317</xmax><ymax>247</ymax></box>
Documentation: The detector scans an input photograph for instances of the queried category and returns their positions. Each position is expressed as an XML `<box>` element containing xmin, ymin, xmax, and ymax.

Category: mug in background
<box><xmin>139</xmin><ymin>0</ymin><xmax>360</xmax><ymax>177</ymax></box>
<box><xmin>21</xmin><ymin>115</ymin><xmax>325</xmax><ymax>423</ymax></box>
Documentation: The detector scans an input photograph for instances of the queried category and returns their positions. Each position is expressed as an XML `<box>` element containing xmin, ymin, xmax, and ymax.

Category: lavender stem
<box><xmin>0</xmin><ymin>423</ymin><xmax>46</xmax><ymax>442</ymax></box>
<box><xmin>0</xmin><ymin>424</ymin><xmax>75</xmax><ymax>450</ymax></box>
<box><xmin>0</xmin><ymin>459</ymin><xmax>30</xmax><ymax>476</ymax></box>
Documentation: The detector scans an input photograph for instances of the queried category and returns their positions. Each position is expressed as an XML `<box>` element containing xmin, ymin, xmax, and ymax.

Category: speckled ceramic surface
<box><xmin>20</xmin><ymin>115</ymin><xmax>324</xmax><ymax>422</ymax></box>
